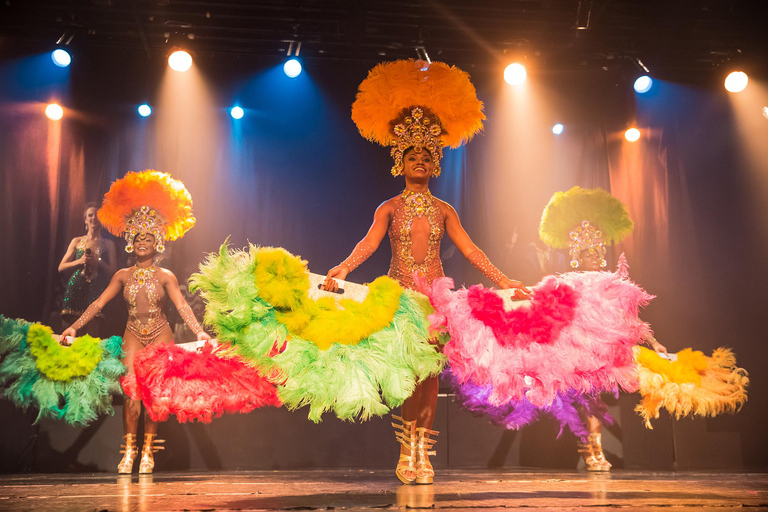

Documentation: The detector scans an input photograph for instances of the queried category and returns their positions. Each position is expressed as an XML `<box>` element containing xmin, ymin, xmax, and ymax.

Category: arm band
<box><xmin>70</xmin><ymin>303</ymin><xmax>102</xmax><ymax>332</ymax></box>
<box><xmin>468</xmin><ymin>249</ymin><xmax>509</xmax><ymax>288</ymax></box>
<box><xmin>340</xmin><ymin>241</ymin><xmax>375</xmax><ymax>273</ymax></box>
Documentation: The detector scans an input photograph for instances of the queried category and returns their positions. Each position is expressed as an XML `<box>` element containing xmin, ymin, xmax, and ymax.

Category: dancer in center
<box><xmin>322</xmin><ymin>60</ymin><xmax>529</xmax><ymax>485</ymax></box>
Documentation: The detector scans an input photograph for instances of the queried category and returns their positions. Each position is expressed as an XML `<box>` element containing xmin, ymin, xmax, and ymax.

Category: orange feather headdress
<box><xmin>98</xmin><ymin>170</ymin><xmax>195</xmax><ymax>253</ymax></box>
<box><xmin>351</xmin><ymin>59</ymin><xmax>485</xmax><ymax>177</ymax></box>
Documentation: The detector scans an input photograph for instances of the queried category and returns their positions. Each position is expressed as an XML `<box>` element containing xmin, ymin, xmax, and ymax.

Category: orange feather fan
<box><xmin>98</xmin><ymin>170</ymin><xmax>195</xmax><ymax>242</ymax></box>
<box><xmin>351</xmin><ymin>59</ymin><xmax>485</xmax><ymax>149</ymax></box>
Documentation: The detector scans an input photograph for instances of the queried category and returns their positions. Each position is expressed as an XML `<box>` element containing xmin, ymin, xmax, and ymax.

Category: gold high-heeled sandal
<box><xmin>138</xmin><ymin>433</ymin><xmax>165</xmax><ymax>474</ymax></box>
<box><xmin>414</xmin><ymin>427</ymin><xmax>438</xmax><ymax>485</ymax></box>
<box><xmin>117</xmin><ymin>434</ymin><xmax>138</xmax><ymax>474</ymax></box>
<box><xmin>578</xmin><ymin>433</ymin><xmax>611</xmax><ymax>472</ymax></box>
<box><xmin>392</xmin><ymin>415</ymin><xmax>417</xmax><ymax>484</ymax></box>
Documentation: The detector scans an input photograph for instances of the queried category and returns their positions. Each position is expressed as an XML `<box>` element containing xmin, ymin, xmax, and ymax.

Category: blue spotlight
<box><xmin>51</xmin><ymin>49</ymin><xmax>71</xmax><ymax>68</ymax></box>
<box><xmin>552</xmin><ymin>123</ymin><xmax>564</xmax><ymax>135</ymax></box>
<box><xmin>634</xmin><ymin>75</ymin><xmax>653</xmax><ymax>94</ymax></box>
<box><xmin>230</xmin><ymin>106</ymin><xmax>244</xmax><ymax>119</ymax></box>
<box><xmin>138</xmin><ymin>104</ymin><xmax>152</xmax><ymax>117</ymax></box>
<box><xmin>283</xmin><ymin>58</ymin><xmax>302</xmax><ymax>78</ymax></box>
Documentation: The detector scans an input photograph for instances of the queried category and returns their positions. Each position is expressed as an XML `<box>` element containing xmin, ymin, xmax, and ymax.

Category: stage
<box><xmin>0</xmin><ymin>469</ymin><xmax>765</xmax><ymax>511</ymax></box>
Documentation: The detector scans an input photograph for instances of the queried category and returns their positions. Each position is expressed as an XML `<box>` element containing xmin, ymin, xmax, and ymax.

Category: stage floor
<box><xmin>0</xmin><ymin>469</ymin><xmax>766</xmax><ymax>511</ymax></box>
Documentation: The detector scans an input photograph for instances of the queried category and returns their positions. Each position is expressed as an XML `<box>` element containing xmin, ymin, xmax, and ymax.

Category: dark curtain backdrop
<box><xmin>1</xmin><ymin>48</ymin><xmax>766</xmax><ymax>468</ymax></box>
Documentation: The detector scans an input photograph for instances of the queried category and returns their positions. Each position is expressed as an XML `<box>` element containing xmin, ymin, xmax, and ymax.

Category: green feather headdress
<box><xmin>539</xmin><ymin>187</ymin><xmax>634</xmax><ymax>269</ymax></box>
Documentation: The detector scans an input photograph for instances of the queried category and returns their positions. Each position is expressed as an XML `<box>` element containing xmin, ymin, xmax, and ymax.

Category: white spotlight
<box><xmin>168</xmin><ymin>50</ymin><xmax>192</xmax><ymax>72</ymax></box>
<box><xmin>284</xmin><ymin>58</ymin><xmax>302</xmax><ymax>78</ymax></box>
<box><xmin>230</xmin><ymin>106</ymin><xmax>244</xmax><ymax>119</ymax></box>
<box><xmin>138</xmin><ymin>104</ymin><xmax>152</xmax><ymax>117</ymax></box>
<box><xmin>724</xmin><ymin>71</ymin><xmax>748</xmax><ymax>93</ymax></box>
<box><xmin>634</xmin><ymin>75</ymin><xmax>653</xmax><ymax>94</ymax></box>
<box><xmin>504</xmin><ymin>63</ymin><xmax>527</xmax><ymax>85</ymax></box>
<box><xmin>45</xmin><ymin>103</ymin><xmax>64</xmax><ymax>120</ymax></box>
<box><xmin>624</xmin><ymin>128</ymin><xmax>641</xmax><ymax>142</ymax></box>
<box><xmin>552</xmin><ymin>123</ymin><xmax>564</xmax><ymax>135</ymax></box>
<box><xmin>51</xmin><ymin>49</ymin><xmax>71</xmax><ymax>68</ymax></box>
<box><xmin>762</xmin><ymin>106</ymin><xmax>768</xmax><ymax>120</ymax></box>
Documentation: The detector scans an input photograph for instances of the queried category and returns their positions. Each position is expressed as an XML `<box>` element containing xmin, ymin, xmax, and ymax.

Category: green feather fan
<box><xmin>0</xmin><ymin>316</ymin><xmax>126</xmax><ymax>426</ymax></box>
<box><xmin>190</xmin><ymin>243</ymin><xmax>444</xmax><ymax>422</ymax></box>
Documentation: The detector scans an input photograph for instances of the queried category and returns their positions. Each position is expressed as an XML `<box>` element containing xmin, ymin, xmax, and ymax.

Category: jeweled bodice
<box><xmin>124</xmin><ymin>265</ymin><xmax>168</xmax><ymax>343</ymax></box>
<box><xmin>388</xmin><ymin>190</ymin><xmax>446</xmax><ymax>289</ymax></box>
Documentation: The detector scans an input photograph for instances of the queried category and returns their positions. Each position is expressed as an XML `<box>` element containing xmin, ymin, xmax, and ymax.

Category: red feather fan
<box><xmin>125</xmin><ymin>342</ymin><xmax>281</xmax><ymax>423</ymax></box>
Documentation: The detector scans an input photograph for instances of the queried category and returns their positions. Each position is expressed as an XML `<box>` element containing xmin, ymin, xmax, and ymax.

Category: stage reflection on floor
<box><xmin>0</xmin><ymin>469</ymin><xmax>765</xmax><ymax>511</ymax></box>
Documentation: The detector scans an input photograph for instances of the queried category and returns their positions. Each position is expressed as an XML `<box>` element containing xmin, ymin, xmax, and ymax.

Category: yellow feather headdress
<box><xmin>539</xmin><ymin>186</ymin><xmax>634</xmax><ymax>269</ymax></box>
<box><xmin>351</xmin><ymin>59</ymin><xmax>485</xmax><ymax>177</ymax></box>
<box><xmin>98</xmin><ymin>170</ymin><xmax>195</xmax><ymax>253</ymax></box>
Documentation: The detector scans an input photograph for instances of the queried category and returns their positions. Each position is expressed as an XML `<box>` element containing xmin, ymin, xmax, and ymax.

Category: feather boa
<box><xmin>0</xmin><ymin>316</ymin><xmax>125</xmax><ymax>426</ymax></box>
<box><xmin>190</xmin><ymin>243</ymin><xmax>444</xmax><ymax>422</ymax></box>
<box><xmin>128</xmin><ymin>342</ymin><xmax>281</xmax><ymax>423</ymax></box>
<box><xmin>417</xmin><ymin>267</ymin><xmax>652</xmax><ymax>407</ymax></box>
<box><xmin>634</xmin><ymin>346</ymin><xmax>749</xmax><ymax>428</ymax></box>
<box><xmin>447</xmin><ymin>367</ymin><xmax>612</xmax><ymax>442</ymax></box>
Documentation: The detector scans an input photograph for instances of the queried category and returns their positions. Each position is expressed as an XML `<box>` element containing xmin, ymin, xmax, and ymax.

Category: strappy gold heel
<box><xmin>138</xmin><ymin>433</ymin><xmax>165</xmax><ymax>474</ymax></box>
<box><xmin>117</xmin><ymin>434</ymin><xmax>138</xmax><ymax>474</ymax></box>
<box><xmin>414</xmin><ymin>427</ymin><xmax>438</xmax><ymax>485</ymax></box>
<box><xmin>578</xmin><ymin>433</ymin><xmax>611</xmax><ymax>472</ymax></box>
<box><xmin>392</xmin><ymin>415</ymin><xmax>417</xmax><ymax>484</ymax></box>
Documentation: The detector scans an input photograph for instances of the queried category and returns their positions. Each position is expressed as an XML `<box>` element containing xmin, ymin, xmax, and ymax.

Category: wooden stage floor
<box><xmin>1</xmin><ymin>469</ymin><xmax>766</xmax><ymax>511</ymax></box>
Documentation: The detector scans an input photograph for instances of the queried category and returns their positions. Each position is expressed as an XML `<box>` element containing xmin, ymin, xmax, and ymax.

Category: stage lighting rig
<box><xmin>166</xmin><ymin>32</ymin><xmax>194</xmax><ymax>72</ymax></box>
<box><xmin>283</xmin><ymin>40</ymin><xmax>303</xmax><ymax>78</ymax></box>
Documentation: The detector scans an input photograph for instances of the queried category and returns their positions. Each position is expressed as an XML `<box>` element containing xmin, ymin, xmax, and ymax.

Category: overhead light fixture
<box><xmin>230</xmin><ymin>106</ymin><xmax>244</xmax><ymax>119</ymax></box>
<box><xmin>574</xmin><ymin>0</ymin><xmax>593</xmax><ymax>30</ymax></box>
<box><xmin>51</xmin><ymin>48</ymin><xmax>72</xmax><ymax>68</ymax></box>
<box><xmin>624</xmin><ymin>128</ymin><xmax>641</xmax><ymax>142</ymax></box>
<box><xmin>283</xmin><ymin>40</ymin><xmax>302</xmax><ymax>78</ymax></box>
<box><xmin>138</xmin><ymin>104</ymin><xmax>152</xmax><ymax>117</ymax></box>
<box><xmin>45</xmin><ymin>103</ymin><xmax>64</xmax><ymax>121</ymax></box>
<box><xmin>634</xmin><ymin>76</ymin><xmax>653</xmax><ymax>94</ymax></box>
<box><xmin>165</xmin><ymin>32</ymin><xmax>194</xmax><ymax>72</ymax></box>
<box><xmin>415</xmin><ymin>46</ymin><xmax>432</xmax><ymax>65</ymax></box>
<box><xmin>552</xmin><ymin>123</ymin><xmax>564</xmax><ymax>135</ymax></box>
<box><xmin>724</xmin><ymin>71</ymin><xmax>748</xmax><ymax>93</ymax></box>
<box><xmin>168</xmin><ymin>50</ymin><xmax>192</xmax><ymax>72</ymax></box>
<box><xmin>504</xmin><ymin>63</ymin><xmax>527</xmax><ymax>85</ymax></box>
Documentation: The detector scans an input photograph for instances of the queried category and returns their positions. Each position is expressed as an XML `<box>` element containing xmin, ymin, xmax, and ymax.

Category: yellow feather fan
<box><xmin>634</xmin><ymin>346</ymin><xmax>749</xmax><ymax>428</ymax></box>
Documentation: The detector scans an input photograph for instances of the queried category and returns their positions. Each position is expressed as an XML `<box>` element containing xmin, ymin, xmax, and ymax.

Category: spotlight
<box><xmin>45</xmin><ymin>103</ymin><xmax>64</xmax><ymax>121</ymax></box>
<box><xmin>230</xmin><ymin>106</ymin><xmax>244</xmax><ymax>119</ymax></box>
<box><xmin>552</xmin><ymin>123</ymin><xmax>564</xmax><ymax>135</ymax></box>
<box><xmin>634</xmin><ymin>75</ymin><xmax>653</xmax><ymax>94</ymax></box>
<box><xmin>284</xmin><ymin>58</ymin><xmax>302</xmax><ymax>78</ymax></box>
<box><xmin>724</xmin><ymin>71</ymin><xmax>748</xmax><ymax>93</ymax></box>
<box><xmin>168</xmin><ymin>50</ymin><xmax>192</xmax><ymax>72</ymax></box>
<box><xmin>762</xmin><ymin>107</ymin><xmax>768</xmax><ymax>120</ymax></box>
<box><xmin>624</xmin><ymin>127</ymin><xmax>641</xmax><ymax>142</ymax></box>
<box><xmin>138</xmin><ymin>104</ymin><xmax>152</xmax><ymax>117</ymax></box>
<box><xmin>504</xmin><ymin>63</ymin><xmax>527</xmax><ymax>85</ymax></box>
<box><xmin>51</xmin><ymin>49</ymin><xmax>71</xmax><ymax>68</ymax></box>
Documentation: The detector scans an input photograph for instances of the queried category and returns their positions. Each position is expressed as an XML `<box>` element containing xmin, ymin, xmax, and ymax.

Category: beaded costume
<box><xmin>61</xmin><ymin>238</ymin><xmax>109</xmax><ymax>317</ymax></box>
<box><xmin>388</xmin><ymin>190</ymin><xmax>446</xmax><ymax>289</ymax></box>
<box><xmin>124</xmin><ymin>265</ymin><xmax>169</xmax><ymax>345</ymax></box>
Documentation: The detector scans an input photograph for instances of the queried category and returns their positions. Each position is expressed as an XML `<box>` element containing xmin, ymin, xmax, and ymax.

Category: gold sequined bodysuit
<box><xmin>124</xmin><ymin>265</ymin><xmax>169</xmax><ymax>345</ymax></box>
<box><xmin>388</xmin><ymin>190</ymin><xmax>446</xmax><ymax>290</ymax></box>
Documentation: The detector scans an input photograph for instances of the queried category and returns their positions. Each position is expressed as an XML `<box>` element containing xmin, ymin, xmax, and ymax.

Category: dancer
<box><xmin>62</xmin><ymin>170</ymin><xmax>211</xmax><ymax>474</ymax></box>
<box><xmin>539</xmin><ymin>186</ymin><xmax>667</xmax><ymax>471</ymax></box>
<box><xmin>58</xmin><ymin>202</ymin><xmax>117</xmax><ymax>337</ymax></box>
<box><xmin>322</xmin><ymin>60</ymin><xmax>529</xmax><ymax>485</ymax></box>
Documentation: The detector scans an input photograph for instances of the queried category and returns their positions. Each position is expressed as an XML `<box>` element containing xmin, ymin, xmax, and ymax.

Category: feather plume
<box><xmin>351</xmin><ymin>59</ymin><xmax>485</xmax><ymax>149</ymax></box>
<box><xmin>539</xmin><ymin>186</ymin><xmax>634</xmax><ymax>249</ymax></box>
<box><xmin>98</xmin><ymin>170</ymin><xmax>195</xmax><ymax>241</ymax></box>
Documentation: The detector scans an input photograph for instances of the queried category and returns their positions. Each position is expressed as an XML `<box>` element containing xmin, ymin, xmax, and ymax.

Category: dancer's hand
<box><xmin>322</xmin><ymin>265</ymin><xmax>349</xmax><ymax>292</ymax></box>
<box><xmin>60</xmin><ymin>327</ymin><xmax>76</xmax><ymax>344</ymax></box>
<box><xmin>499</xmin><ymin>278</ymin><xmax>531</xmax><ymax>299</ymax></box>
<box><xmin>651</xmin><ymin>339</ymin><xmax>668</xmax><ymax>354</ymax></box>
<box><xmin>196</xmin><ymin>331</ymin><xmax>212</xmax><ymax>343</ymax></box>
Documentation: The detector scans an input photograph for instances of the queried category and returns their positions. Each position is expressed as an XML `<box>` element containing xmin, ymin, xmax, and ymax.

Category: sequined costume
<box><xmin>388</xmin><ymin>190</ymin><xmax>446</xmax><ymax>289</ymax></box>
<box><xmin>124</xmin><ymin>265</ymin><xmax>169</xmax><ymax>345</ymax></box>
<box><xmin>62</xmin><ymin>238</ymin><xmax>109</xmax><ymax>317</ymax></box>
